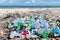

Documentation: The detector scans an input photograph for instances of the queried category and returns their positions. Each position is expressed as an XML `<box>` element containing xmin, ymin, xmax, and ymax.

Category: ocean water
<box><xmin>0</xmin><ymin>6</ymin><xmax>60</xmax><ymax>8</ymax></box>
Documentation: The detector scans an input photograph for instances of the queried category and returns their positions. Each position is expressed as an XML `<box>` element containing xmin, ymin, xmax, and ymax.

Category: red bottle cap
<box><xmin>22</xmin><ymin>31</ymin><xmax>28</xmax><ymax>36</ymax></box>
<box><xmin>25</xmin><ymin>22</ymin><xmax>29</xmax><ymax>24</ymax></box>
<box><xmin>22</xmin><ymin>27</ymin><xmax>26</xmax><ymax>30</ymax></box>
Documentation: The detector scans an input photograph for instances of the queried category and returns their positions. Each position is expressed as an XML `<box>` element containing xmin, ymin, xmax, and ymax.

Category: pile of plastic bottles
<box><xmin>8</xmin><ymin>14</ymin><xmax>60</xmax><ymax>40</ymax></box>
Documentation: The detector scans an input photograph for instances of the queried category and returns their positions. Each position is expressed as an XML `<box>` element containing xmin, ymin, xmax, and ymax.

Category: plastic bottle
<box><xmin>16</xmin><ymin>26</ymin><xmax>20</xmax><ymax>32</ymax></box>
<box><xmin>42</xmin><ymin>30</ymin><xmax>47</xmax><ymax>39</ymax></box>
<box><xmin>32</xmin><ymin>19</ymin><xmax>40</xmax><ymax>28</ymax></box>
<box><xmin>22</xmin><ymin>31</ymin><xmax>28</xmax><ymax>36</ymax></box>
<box><xmin>26</xmin><ymin>34</ymin><xmax>31</xmax><ymax>39</ymax></box>
<box><xmin>8</xmin><ymin>24</ymin><xmax>14</xmax><ymax>28</ymax></box>
<box><xmin>17</xmin><ymin>22</ymin><xmax>23</xmax><ymax>27</ymax></box>
<box><xmin>58</xmin><ymin>23</ymin><xmax>60</xmax><ymax>27</ymax></box>
<box><xmin>10</xmin><ymin>31</ymin><xmax>15</xmax><ymax>38</ymax></box>
<box><xmin>39</xmin><ymin>14</ymin><xmax>44</xmax><ymax>20</ymax></box>
<box><xmin>28</xmin><ymin>24</ymin><xmax>32</xmax><ymax>29</ymax></box>
<box><xmin>10</xmin><ymin>31</ymin><xmax>20</xmax><ymax>38</ymax></box>
<box><xmin>40</xmin><ymin>20</ymin><xmax>49</xmax><ymax>28</ymax></box>
<box><xmin>11</xmin><ymin>26</ymin><xmax>17</xmax><ymax>31</ymax></box>
<box><xmin>12</xmin><ymin>18</ymin><xmax>20</xmax><ymax>26</ymax></box>
<box><xmin>20</xmin><ymin>34</ymin><xmax>25</xmax><ymax>39</ymax></box>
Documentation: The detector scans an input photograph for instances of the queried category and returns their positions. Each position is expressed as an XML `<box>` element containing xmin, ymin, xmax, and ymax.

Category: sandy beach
<box><xmin>0</xmin><ymin>8</ymin><xmax>60</xmax><ymax>40</ymax></box>
<box><xmin>0</xmin><ymin>8</ymin><xmax>60</xmax><ymax>24</ymax></box>
<box><xmin>0</xmin><ymin>8</ymin><xmax>60</xmax><ymax>18</ymax></box>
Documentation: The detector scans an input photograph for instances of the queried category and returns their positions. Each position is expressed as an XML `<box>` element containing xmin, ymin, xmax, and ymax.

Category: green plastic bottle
<box><xmin>17</xmin><ymin>22</ymin><xmax>23</xmax><ymax>27</ymax></box>
<box><xmin>16</xmin><ymin>26</ymin><xmax>20</xmax><ymax>32</ymax></box>
<box><xmin>28</xmin><ymin>24</ymin><xmax>32</xmax><ymax>29</ymax></box>
<box><xmin>42</xmin><ymin>30</ymin><xmax>47</xmax><ymax>39</ymax></box>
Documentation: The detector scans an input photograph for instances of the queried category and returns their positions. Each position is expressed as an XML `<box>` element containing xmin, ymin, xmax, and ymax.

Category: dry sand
<box><xmin>0</xmin><ymin>8</ymin><xmax>60</xmax><ymax>18</ymax></box>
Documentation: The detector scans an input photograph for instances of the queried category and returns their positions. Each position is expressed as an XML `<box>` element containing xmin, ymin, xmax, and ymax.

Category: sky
<box><xmin>0</xmin><ymin>0</ymin><xmax>60</xmax><ymax>6</ymax></box>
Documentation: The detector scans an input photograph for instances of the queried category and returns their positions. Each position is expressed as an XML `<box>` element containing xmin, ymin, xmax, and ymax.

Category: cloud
<box><xmin>32</xmin><ymin>0</ymin><xmax>36</xmax><ymax>3</ymax></box>
<box><xmin>25</xmin><ymin>0</ymin><xmax>36</xmax><ymax>3</ymax></box>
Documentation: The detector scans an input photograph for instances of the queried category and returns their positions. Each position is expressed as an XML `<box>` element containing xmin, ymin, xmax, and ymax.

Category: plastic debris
<box><xmin>7</xmin><ymin>14</ymin><xmax>60</xmax><ymax>39</ymax></box>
